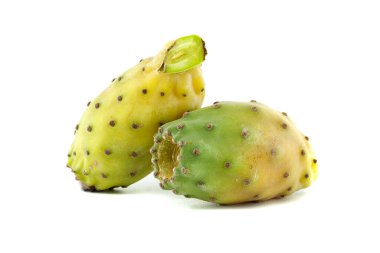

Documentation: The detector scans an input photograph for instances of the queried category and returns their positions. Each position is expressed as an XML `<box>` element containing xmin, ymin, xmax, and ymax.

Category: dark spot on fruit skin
<box><xmin>213</xmin><ymin>102</ymin><xmax>221</xmax><ymax>108</ymax></box>
<box><xmin>142</xmin><ymin>89</ymin><xmax>147</xmax><ymax>94</ymax></box>
<box><xmin>253</xmin><ymin>194</ymin><xmax>260</xmax><ymax>199</ymax></box>
<box><xmin>284</xmin><ymin>172</ymin><xmax>289</xmax><ymax>178</ymax></box>
<box><xmin>243</xmin><ymin>179</ymin><xmax>251</xmax><ymax>185</ymax></box>
<box><xmin>139</xmin><ymin>59</ymin><xmax>143</xmax><ymax>62</ymax></box>
<box><xmin>118</xmin><ymin>76</ymin><xmax>123</xmax><ymax>81</ymax></box>
<box><xmin>75</xmin><ymin>124</ymin><xmax>79</xmax><ymax>130</ymax></box>
<box><xmin>101</xmin><ymin>173</ymin><xmax>107</xmax><ymax>178</ymax></box>
<box><xmin>305</xmin><ymin>136</ymin><xmax>309</xmax><ymax>141</ymax></box>
<box><xmin>241</xmin><ymin>128</ymin><xmax>248</xmax><ymax>138</ymax></box>
<box><xmin>224</xmin><ymin>161</ymin><xmax>231</xmax><ymax>168</ymax></box>
<box><xmin>153</xmin><ymin>171</ymin><xmax>159</xmax><ymax>178</ymax></box>
<box><xmin>117</xmin><ymin>95</ymin><xmax>123</xmax><ymax>102</ymax></box>
<box><xmin>152</xmin><ymin>158</ymin><xmax>158</xmax><ymax>164</ymax></box>
<box><xmin>313</xmin><ymin>159</ymin><xmax>318</xmax><ymax>164</ymax></box>
<box><xmin>206</xmin><ymin>123</ymin><xmax>214</xmax><ymax>130</ymax></box>
<box><xmin>288</xmin><ymin>187</ymin><xmax>292</xmax><ymax>191</ymax></box>
<box><xmin>160</xmin><ymin>92</ymin><xmax>165</xmax><ymax>96</ymax></box>
<box><xmin>83</xmin><ymin>170</ymin><xmax>88</xmax><ymax>176</ymax></box>
<box><xmin>301</xmin><ymin>149</ymin><xmax>306</xmax><ymax>156</ymax></box>
<box><xmin>192</xmin><ymin>148</ymin><xmax>200</xmax><ymax>156</ymax></box>
<box><xmin>142</xmin><ymin>67</ymin><xmax>145</xmax><ymax>71</ymax></box>
<box><xmin>109</xmin><ymin>120</ymin><xmax>116</xmax><ymax>127</ymax></box>
<box><xmin>252</xmin><ymin>106</ymin><xmax>258</xmax><ymax>112</ymax></box>
<box><xmin>250</xmin><ymin>100</ymin><xmax>257</xmax><ymax>103</ymax></box>
<box><xmin>112</xmin><ymin>78</ymin><xmax>116</xmax><ymax>82</ymax></box>
<box><xmin>158</xmin><ymin>122</ymin><xmax>164</xmax><ymax>127</ymax></box>
<box><xmin>280</xmin><ymin>194</ymin><xmax>285</xmax><ymax>198</ymax></box>
<box><xmin>95</xmin><ymin>103</ymin><xmax>100</xmax><ymax>109</ymax></box>
<box><xmin>130</xmin><ymin>152</ymin><xmax>138</xmax><ymax>157</ymax></box>
<box><xmin>201</xmin><ymin>88</ymin><xmax>204</xmax><ymax>92</ymax></box>
<box><xmin>281</xmin><ymin>123</ymin><xmax>287</xmax><ymax>129</ymax></box>
<box><xmin>86</xmin><ymin>150</ymin><xmax>90</xmax><ymax>156</ymax></box>
<box><xmin>67</xmin><ymin>153</ymin><xmax>71</xmax><ymax>158</ymax></box>
<box><xmin>282</xmin><ymin>112</ymin><xmax>288</xmax><ymax>116</ymax></box>
<box><xmin>87</xmin><ymin>126</ymin><xmax>92</xmax><ymax>132</ymax></box>
<box><xmin>130</xmin><ymin>172</ymin><xmax>136</xmax><ymax>177</ymax></box>
<box><xmin>150</xmin><ymin>148</ymin><xmax>157</xmax><ymax>154</ymax></box>
<box><xmin>304</xmin><ymin>174</ymin><xmax>309</xmax><ymax>178</ymax></box>
<box><xmin>197</xmin><ymin>181</ymin><xmax>205</xmax><ymax>187</ymax></box>
<box><xmin>87</xmin><ymin>101</ymin><xmax>91</xmax><ymax>107</ymax></box>
<box><xmin>131</xmin><ymin>123</ymin><xmax>140</xmax><ymax>129</ymax></box>
<box><xmin>182</xmin><ymin>94</ymin><xmax>187</xmax><ymax>97</ymax></box>
<box><xmin>177</xmin><ymin>124</ymin><xmax>184</xmax><ymax>130</ymax></box>
<box><xmin>82</xmin><ymin>184</ymin><xmax>97</xmax><ymax>192</ymax></box>
<box><xmin>105</xmin><ymin>149</ymin><xmax>111</xmax><ymax>155</ymax></box>
<box><xmin>270</xmin><ymin>149</ymin><xmax>276</xmax><ymax>156</ymax></box>
<box><xmin>73</xmin><ymin>152</ymin><xmax>76</xmax><ymax>156</ymax></box>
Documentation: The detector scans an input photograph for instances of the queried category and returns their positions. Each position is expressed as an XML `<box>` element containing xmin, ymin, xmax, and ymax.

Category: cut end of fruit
<box><xmin>157</xmin><ymin>136</ymin><xmax>181</xmax><ymax>180</ymax></box>
<box><xmin>159</xmin><ymin>35</ymin><xmax>206</xmax><ymax>74</ymax></box>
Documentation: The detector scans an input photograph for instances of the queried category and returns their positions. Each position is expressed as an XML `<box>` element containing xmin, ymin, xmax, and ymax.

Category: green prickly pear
<box><xmin>66</xmin><ymin>35</ymin><xmax>207</xmax><ymax>191</ymax></box>
<box><xmin>151</xmin><ymin>101</ymin><xmax>317</xmax><ymax>204</ymax></box>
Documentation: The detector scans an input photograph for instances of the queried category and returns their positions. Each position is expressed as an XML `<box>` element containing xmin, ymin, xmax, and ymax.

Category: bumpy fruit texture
<box><xmin>67</xmin><ymin>35</ymin><xmax>206</xmax><ymax>191</ymax></box>
<box><xmin>152</xmin><ymin>101</ymin><xmax>317</xmax><ymax>204</ymax></box>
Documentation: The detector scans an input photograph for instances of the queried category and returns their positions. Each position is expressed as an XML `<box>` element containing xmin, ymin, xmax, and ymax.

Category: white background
<box><xmin>1</xmin><ymin>0</ymin><xmax>379</xmax><ymax>252</ymax></box>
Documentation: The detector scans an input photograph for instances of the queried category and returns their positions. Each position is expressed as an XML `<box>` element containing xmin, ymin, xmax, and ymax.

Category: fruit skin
<box><xmin>66</xmin><ymin>35</ymin><xmax>206</xmax><ymax>191</ymax></box>
<box><xmin>151</xmin><ymin>101</ymin><xmax>317</xmax><ymax>204</ymax></box>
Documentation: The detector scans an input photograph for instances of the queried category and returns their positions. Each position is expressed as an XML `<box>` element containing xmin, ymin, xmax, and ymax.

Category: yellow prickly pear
<box><xmin>67</xmin><ymin>35</ymin><xmax>206</xmax><ymax>191</ymax></box>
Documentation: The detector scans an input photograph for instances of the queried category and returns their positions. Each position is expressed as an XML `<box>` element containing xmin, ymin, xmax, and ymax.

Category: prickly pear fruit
<box><xmin>66</xmin><ymin>35</ymin><xmax>207</xmax><ymax>191</ymax></box>
<box><xmin>151</xmin><ymin>101</ymin><xmax>317</xmax><ymax>204</ymax></box>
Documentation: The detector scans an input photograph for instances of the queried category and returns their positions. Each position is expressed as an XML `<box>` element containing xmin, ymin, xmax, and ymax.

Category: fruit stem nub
<box><xmin>159</xmin><ymin>35</ymin><xmax>206</xmax><ymax>74</ymax></box>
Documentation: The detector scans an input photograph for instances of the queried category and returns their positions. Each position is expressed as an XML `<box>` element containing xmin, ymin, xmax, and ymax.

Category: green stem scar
<box><xmin>160</xmin><ymin>35</ymin><xmax>206</xmax><ymax>74</ymax></box>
